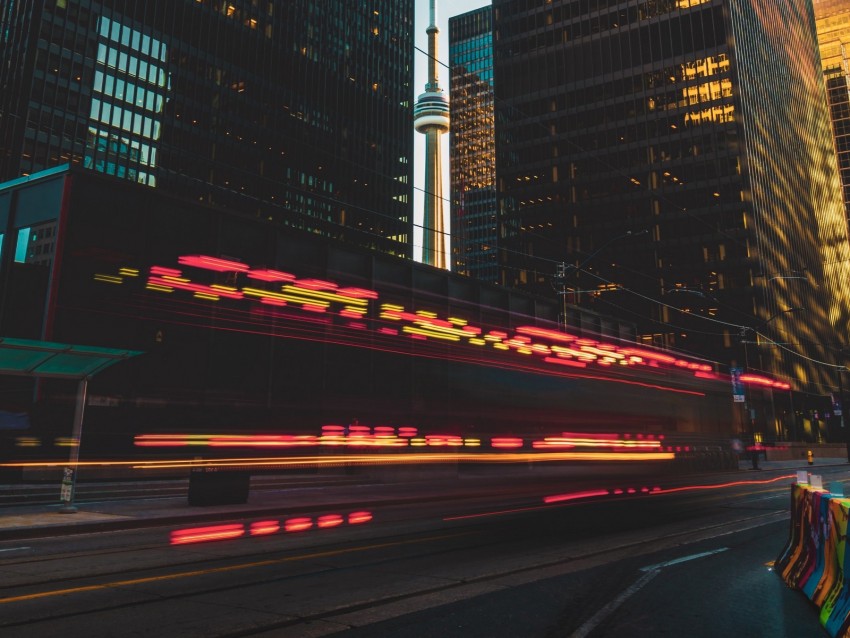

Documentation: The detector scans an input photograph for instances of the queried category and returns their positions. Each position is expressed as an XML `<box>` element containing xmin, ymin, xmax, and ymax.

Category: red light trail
<box><xmin>89</xmin><ymin>253</ymin><xmax>792</xmax><ymax>395</ymax></box>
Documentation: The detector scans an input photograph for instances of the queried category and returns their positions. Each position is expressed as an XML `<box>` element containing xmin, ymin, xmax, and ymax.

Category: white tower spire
<box><xmin>414</xmin><ymin>0</ymin><xmax>449</xmax><ymax>269</ymax></box>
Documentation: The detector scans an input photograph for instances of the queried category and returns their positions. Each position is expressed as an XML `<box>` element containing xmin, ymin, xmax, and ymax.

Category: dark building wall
<box><xmin>490</xmin><ymin>0</ymin><xmax>850</xmax><ymax>400</ymax></box>
<box><xmin>0</xmin><ymin>0</ymin><xmax>414</xmax><ymax>258</ymax></box>
<box><xmin>492</xmin><ymin>0</ymin><xmax>744</xmax><ymax>331</ymax></box>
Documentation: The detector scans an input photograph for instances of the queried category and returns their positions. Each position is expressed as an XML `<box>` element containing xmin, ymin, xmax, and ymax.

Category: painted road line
<box><xmin>640</xmin><ymin>547</ymin><xmax>729</xmax><ymax>572</ymax></box>
<box><xmin>570</xmin><ymin>547</ymin><xmax>730</xmax><ymax>638</ymax></box>
<box><xmin>569</xmin><ymin>569</ymin><xmax>660</xmax><ymax>638</ymax></box>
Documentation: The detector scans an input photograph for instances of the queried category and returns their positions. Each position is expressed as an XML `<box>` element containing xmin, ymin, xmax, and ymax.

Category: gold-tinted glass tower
<box><xmin>414</xmin><ymin>0</ymin><xmax>450</xmax><ymax>269</ymax></box>
<box><xmin>814</xmin><ymin>0</ymin><xmax>850</xmax><ymax>223</ymax></box>
<box><xmin>449</xmin><ymin>7</ymin><xmax>497</xmax><ymax>282</ymax></box>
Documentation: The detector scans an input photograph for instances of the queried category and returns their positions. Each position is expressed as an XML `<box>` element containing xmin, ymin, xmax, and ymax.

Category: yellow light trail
<box><xmin>242</xmin><ymin>287</ymin><xmax>289</xmax><ymax>302</ymax></box>
<box><xmin>281</xmin><ymin>285</ymin><xmax>368</xmax><ymax>306</ymax></box>
<box><xmin>402</xmin><ymin>326</ymin><xmax>461</xmax><ymax>342</ymax></box>
<box><xmin>0</xmin><ymin>450</ymin><xmax>675</xmax><ymax>471</ymax></box>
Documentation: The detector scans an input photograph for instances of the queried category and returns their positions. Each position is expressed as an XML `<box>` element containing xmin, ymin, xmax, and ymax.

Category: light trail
<box><xmin>88</xmin><ymin>252</ymin><xmax>792</xmax><ymax>395</ymax></box>
<box><xmin>650</xmin><ymin>474</ymin><xmax>797</xmax><ymax>494</ymax></box>
<box><xmin>0</xmin><ymin>450</ymin><xmax>675</xmax><ymax>471</ymax></box>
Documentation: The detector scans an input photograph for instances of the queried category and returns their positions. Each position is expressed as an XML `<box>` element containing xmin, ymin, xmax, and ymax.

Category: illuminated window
<box><xmin>87</xmin><ymin>18</ymin><xmax>167</xmax><ymax>187</ymax></box>
<box><xmin>14</xmin><ymin>228</ymin><xmax>30</xmax><ymax>263</ymax></box>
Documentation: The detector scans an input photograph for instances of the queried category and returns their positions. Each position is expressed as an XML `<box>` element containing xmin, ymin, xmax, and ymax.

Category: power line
<box><xmin>414</xmin><ymin>44</ymin><xmax>751</xmax><ymax>251</ymax></box>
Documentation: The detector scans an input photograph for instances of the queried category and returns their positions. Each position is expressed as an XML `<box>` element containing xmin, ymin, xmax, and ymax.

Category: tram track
<box><xmin>0</xmin><ymin>483</ymin><xmax>791</xmax><ymax>636</ymax></box>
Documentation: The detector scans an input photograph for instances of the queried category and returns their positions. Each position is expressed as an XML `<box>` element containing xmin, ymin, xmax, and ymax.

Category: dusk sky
<box><xmin>413</xmin><ymin>0</ymin><xmax>490</xmax><ymax>264</ymax></box>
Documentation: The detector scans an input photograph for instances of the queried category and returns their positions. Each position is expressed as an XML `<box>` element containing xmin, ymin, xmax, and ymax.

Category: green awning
<box><xmin>0</xmin><ymin>337</ymin><xmax>142</xmax><ymax>380</ymax></box>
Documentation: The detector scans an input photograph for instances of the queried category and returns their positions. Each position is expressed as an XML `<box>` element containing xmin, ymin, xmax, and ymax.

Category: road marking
<box><xmin>0</xmin><ymin>532</ymin><xmax>470</xmax><ymax>604</ymax></box>
<box><xmin>0</xmin><ymin>547</ymin><xmax>29</xmax><ymax>553</ymax></box>
<box><xmin>640</xmin><ymin>547</ymin><xmax>729</xmax><ymax>572</ymax></box>
<box><xmin>569</xmin><ymin>547</ymin><xmax>729</xmax><ymax>638</ymax></box>
<box><xmin>569</xmin><ymin>569</ymin><xmax>660</xmax><ymax>638</ymax></box>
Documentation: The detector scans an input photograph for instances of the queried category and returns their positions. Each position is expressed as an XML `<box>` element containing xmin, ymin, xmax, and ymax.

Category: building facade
<box><xmin>0</xmin><ymin>0</ymin><xmax>414</xmax><ymax>257</ymax></box>
<box><xmin>490</xmin><ymin>0</ymin><xmax>850</xmax><ymax>416</ymax></box>
<box><xmin>449</xmin><ymin>6</ymin><xmax>498</xmax><ymax>283</ymax></box>
<box><xmin>814</xmin><ymin>0</ymin><xmax>850</xmax><ymax>224</ymax></box>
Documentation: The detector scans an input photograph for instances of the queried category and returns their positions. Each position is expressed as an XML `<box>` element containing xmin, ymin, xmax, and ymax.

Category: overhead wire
<box><xmin>419</xmin><ymin>34</ymin><xmax>843</xmax><ymax>379</ymax></box>
<box><xmin>152</xmin><ymin>29</ymin><xmax>828</xmax><ymax>379</ymax></box>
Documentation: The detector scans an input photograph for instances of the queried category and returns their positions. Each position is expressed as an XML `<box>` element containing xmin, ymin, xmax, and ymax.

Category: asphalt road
<box><xmin>0</xmin><ymin>464</ymin><xmax>839</xmax><ymax>637</ymax></box>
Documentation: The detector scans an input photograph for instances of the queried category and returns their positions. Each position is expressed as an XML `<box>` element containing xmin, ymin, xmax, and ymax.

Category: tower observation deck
<box><xmin>414</xmin><ymin>0</ymin><xmax>450</xmax><ymax>269</ymax></box>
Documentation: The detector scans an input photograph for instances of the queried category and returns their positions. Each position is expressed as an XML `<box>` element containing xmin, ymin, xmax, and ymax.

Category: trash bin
<box><xmin>188</xmin><ymin>467</ymin><xmax>250</xmax><ymax>505</ymax></box>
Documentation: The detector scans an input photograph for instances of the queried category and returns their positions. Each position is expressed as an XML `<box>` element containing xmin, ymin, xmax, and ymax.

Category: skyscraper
<box><xmin>449</xmin><ymin>6</ymin><xmax>498</xmax><ymax>283</ymax></box>
<box><xmin>491</xmin><ymin>0</ymin><xmax>850</xmax><ymax>415</ymax></box>
<box><xmin>414</xmin><ymin>0</ymin><xmax>450</xmax><ymax>268</ymax></box>
<box><xmin>0</xmin><ymin>0</ymin><xmax>414</xmax><ymax>257</ymax></box>
<box><xmin>814</xmin><ymin>0</ymin><xmax>850</xmax><ymax>223</ymax></box>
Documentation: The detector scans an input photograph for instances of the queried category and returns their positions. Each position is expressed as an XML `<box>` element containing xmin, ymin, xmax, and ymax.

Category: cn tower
<box><xmin>414</xmin><ymin>0</ymin><xmax>450</xmax><ymax>269</ymax></box>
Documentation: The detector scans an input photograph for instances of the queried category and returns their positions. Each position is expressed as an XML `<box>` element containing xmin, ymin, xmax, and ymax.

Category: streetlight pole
<box><xmin>833</xmin><ymin>346</ymin><xmax>850</xmax><ymax>462</ymax></box>
<box><xmin>555</xmin><ymin>262</ymin><xmax>569</xmax><ymax>330</ymax></box>
<box><xmin>738</xmin><ymin>307</ymin><xmax>805</xmax><ymax>465</ymax></box>
<box><xmin>736</xmin><ymin>327</ymin><xmax>759</xmax><ymax>468</ymax></box>
<box><xmin>554</xmin><ymin>229</ymin><xmax>648</xmax><ymax>330</ymax></box>
<box><xmin>839</xmin><ymin>366</ymin><xmax>849</xmax><ymax>462</ymax></box>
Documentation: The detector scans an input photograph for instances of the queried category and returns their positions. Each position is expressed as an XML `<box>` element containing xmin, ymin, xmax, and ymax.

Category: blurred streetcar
<box><xmin>0</xmin><ymin>171</ymin><xmax>784</xmax><ymax>475</ymax></box>
<box><xmin>0</xmin><ymin>250</ymin><xmax>775</xmax><ymax>474</ymax></box>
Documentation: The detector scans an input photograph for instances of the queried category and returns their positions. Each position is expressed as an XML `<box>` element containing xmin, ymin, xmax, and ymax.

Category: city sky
<box><xmin>413</xmin><ymin>0</ymin><xmax>490</xmax><ymax>265</ymax></box>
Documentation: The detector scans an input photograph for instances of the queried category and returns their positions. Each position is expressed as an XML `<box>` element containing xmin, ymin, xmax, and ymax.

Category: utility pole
<box><xmin>553</xmin><ymin>229</ymin><xmax>648</xmax><ymax>330</ymax></box>
<box><xmin>738</xmin><ymin>308</ymin><xmax>803</xmax><ymax>467</ymax></box>
<box><xmin>554</xmin><ymin>262</ymin><xmax>568</xmax><ymax>330</ymax></box>
<box><xmin>835</xmin><ymin>346</ymin><xmax>849</xmax><ymax>462</ymax></box>
<box><xmin>840</xmin><ymin>367</ymin><xmax>849</xmax><ymax>462</ymax></box>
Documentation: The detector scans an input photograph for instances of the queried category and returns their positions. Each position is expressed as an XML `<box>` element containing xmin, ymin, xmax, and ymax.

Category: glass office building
<box><xmin>449</xmin><ymin>6</ymin><xmax>498</xmax><ymax>283</ymax></box>
<box><xmin>491</xmin><ymin>0</ymin><xmax>850</xmax><ymax>404</ymax></box>
<box><xmin>0</xmin><ymin>0</ymin><xmax>414</xmax><ymax>257</ymax></box>
<box><xmin>814</xmin><ymin>0</ymin><xmax>850</xmax><ymax>223</ymax></box>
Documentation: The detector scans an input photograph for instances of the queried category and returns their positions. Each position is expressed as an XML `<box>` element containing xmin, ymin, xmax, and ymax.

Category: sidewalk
<box><xmin>0</xmin><ymin>475</ymin><xmax>461</xmax><ymax>541</ymax></box>
<box><xmin>0</xmin><ymin>457</ymin><xmax>846</xmax><ymax>542</ymax></box>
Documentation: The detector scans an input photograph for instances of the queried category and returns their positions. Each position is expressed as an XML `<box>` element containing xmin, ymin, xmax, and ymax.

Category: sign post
<box><xmin>731</xmin><ymin>367</ymin><xmax>745</xmax><ymax>403</ymax></box>
<box><xmin>58</xmin><ymin>378</ymin><xmax>87</xmax><ymax>514</ymax></box>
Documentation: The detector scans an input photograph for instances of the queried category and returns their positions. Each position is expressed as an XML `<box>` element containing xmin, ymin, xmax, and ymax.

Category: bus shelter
<box><xmin>0</xmin><ymin>336</ymin><xmax>141</xmax><ymax>512</ymax></box>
